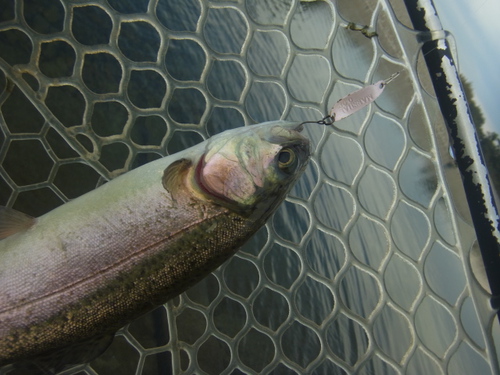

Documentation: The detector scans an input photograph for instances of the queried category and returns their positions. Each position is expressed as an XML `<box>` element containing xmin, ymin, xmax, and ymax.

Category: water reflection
<box><xmin>340</xmin><ymin>269</ymin><xmax>381</xmax><ymax>321</ymax></box>
<box><xmin>424</xmin><ymin>241</ymin><xmax>466</xmax><ymax>306</ymax></box>
<box><xmin>373</xmin><ymin>305</ymin><xmax>412</xmax><ymax>362</ymax></box>
<box><xmin>290</xmin><ymin>1</ymin><xmax>335</xmax><ymax>49</ymax></box>
<box><xmin>326</xmin><ymin>314</ymin><xmax>369</xmax><ymax>366</ymax></box>
<box><xmin>364</xmin><ymin>112</ymin><xmax>406</xmax><ymax>171</ymax></box>
<box><xmin>357</xmin><ymin>165</ymin><xmax>396</xmax><ymax>220</ymax></box>
<box><xmin>384</xmin><ymin>254</ymin><xmax>422</xmax><ymax>311</ymax></box>
<box><xmin>358</xmin><ymin>355</ymin><xmax>399</xmax><ymax>375</ymax></box>
<box><xmin>253</xmin><ymin>288</ymin><xmax>290</xmax><ymax>331</ymax></box>
<box><xmin>248</xmin><ymin>30</ymin><xmax>289</xmax><ymax>77</ymax></box>
<box><xmin>434</xmin><ymin>197</ymin><xmax>457</xmax><ymax>246</ymax></box>
<box><xmin>399</xmin><ymin>149</ymin><xmax>439</xmax><ymax>208</ymax></box>
<box><xmin>314</xmin><ymin>183</ymin><xmax>355</xmax><ymax>232</ymax></box>
<box><xmin>245</xmin><ymin>81</ymin><xmax>286</xmax><ymax>122</ymax></box>
<box><xmin>238</xmin><ymin>329</ymin><xmax>275</xmax><ymax>372</ymax></box>
<box><xmin>156</xmin><ymin>0</ymin><xmax>200</xmax><ymax>32</ymax></box>
<box><xmin>282</xmin><ymin>322</ymin><xmax>321</xmax><ymax>369</ymax></box>
<box><xmin>213</xmin><ymin>297</ymin><xmax>246</xmax><ymax>338</ymax></box>
<box><xmin>207</xmin><ymin>59</ymin><xmax>246</xmax><ymax>101</ymax></box>
<box><xmin>332</xmin><ymin>26</ymin><xmax>374</xmax><ymax>82</ymax></box>
<box><xmin>224</xmin><ymin>256</ymin><xmax>259</xmax><ymax>298</ymax></box>
<box><xmin>264</xmin><ymin>244</ymin><xmax>301</xmax><ymax>289</ymax></box>
<box><xmin>406</xmin><ymin>348</ymin><xmax>443</xmax><ymax>375</ymax></box>
<box><xmin>415</xmin><ymin>296</ymin><xmax>457</xmax><ymax>357</ymax></box>
<box><xmin>460</xmin><ymin>297</ymin><xmax>486</xmax><ymax>349</ymax></box>
<box><xmin>295</xmin><ymin>277</ymin><xmax>334</xmax><ymax>325</ymax></box>
<box><xmin>246</xmin><ymin>0</ymin><xmax>293</xmax><ymax>26</ymax></box>
<box><xmin>321</xmin><ymin>132</ymin><xmax>363</xmax><ymax>186</ymax></box>
<box><xmin>448</xmin><ymin>343</ymin><xmax>493</xmax><ymax>375</ymax></box>
<box><xmin>305</xmin><ymin>229</ymin><xmax>346</xmax><ymax>280</ymax></box>
<box><xmin>273</xmin><ymin>200</ymin><xmax>310</xmax><ymax>243</ymax></box>
<box><xmin>287</xmin><ymin>54</ymin><xmax>331</xmax><ymax>103</ymax></box>
<box><xmin>391</xmin><ymin>201</ymin><xmax>431</xmax><ymax>261</ymax></box>
<box><xmin>204</xmin><ymin>7</ymin><xmax>248</xmax><ymax>54</ymax></box>
<box><xmin>349</xmin><ymin>215</ymin><xmax>389</xmax><ymax>270</ymax></box>
<box><xmin>165</xmin><ymin>38</ymin><xmax>206</xmax><ymax>81</ymax></box>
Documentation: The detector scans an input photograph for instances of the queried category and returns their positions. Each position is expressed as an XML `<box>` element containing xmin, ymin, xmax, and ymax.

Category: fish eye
<box><xmin>278</xmin><ymin>148</ymin><xmax>297</xmax><ymax>173</ymax></box>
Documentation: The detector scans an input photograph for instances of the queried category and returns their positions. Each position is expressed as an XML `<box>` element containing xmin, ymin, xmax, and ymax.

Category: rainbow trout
<box><xmin>0</xmin><ymin>121</ymin><xmax>310</xmax><ymax>369</ymax></box>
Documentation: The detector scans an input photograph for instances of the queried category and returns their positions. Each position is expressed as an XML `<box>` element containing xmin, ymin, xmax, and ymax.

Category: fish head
<box><xmin>194</xmin><ymin>121</ymin><xmax>310</xmax><ymax>217</ymax></box>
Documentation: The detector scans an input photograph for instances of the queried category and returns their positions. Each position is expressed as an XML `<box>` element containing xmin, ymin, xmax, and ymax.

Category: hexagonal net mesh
<box><xmin>0</xmin><ymin>0</ymin><xmax>499</xmax><ymax>374</ymax></box>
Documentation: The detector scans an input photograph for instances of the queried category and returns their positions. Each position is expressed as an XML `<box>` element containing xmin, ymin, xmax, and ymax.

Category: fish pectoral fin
<box><xmin>162</xmin><ymin>158</ymin><xmax>192</xmax><ymax>199</ymax></box>
<box><xmin>0</xmin><ymin>206</ymin><xmax>36</xmax><ymax>239</ymax></box>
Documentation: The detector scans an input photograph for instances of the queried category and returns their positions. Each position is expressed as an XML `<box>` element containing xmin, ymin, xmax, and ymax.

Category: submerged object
<box><xmin>0</xmin><ymin>121</ymin><xmax>310</xmax><ymax>368</ymax></box>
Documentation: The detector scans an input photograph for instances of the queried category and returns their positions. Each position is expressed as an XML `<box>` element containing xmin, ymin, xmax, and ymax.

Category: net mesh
<box><xmin>0</xmin><ymin>0</ymin><xmax>498</xmax><ymax>374</ymax></box>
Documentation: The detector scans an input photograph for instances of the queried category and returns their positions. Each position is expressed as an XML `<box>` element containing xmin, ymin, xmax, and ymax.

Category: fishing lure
<box><xmin>302</xmin><ymin>71</ymin><xmax>400</xmax><ymax>126</ymax></box>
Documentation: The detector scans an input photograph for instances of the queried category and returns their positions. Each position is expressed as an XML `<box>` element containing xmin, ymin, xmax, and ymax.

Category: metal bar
<box><xmin>403</xmin><ymin>0</ymin><xmax>500</xmax><ymax>317</ymax></box>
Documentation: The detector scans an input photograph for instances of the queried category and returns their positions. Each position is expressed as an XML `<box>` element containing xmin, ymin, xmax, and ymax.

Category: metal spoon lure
<box><xmin>302</xmin><ymin>71</ymin><xmax>400</xmax><ymax>126</ymax></box>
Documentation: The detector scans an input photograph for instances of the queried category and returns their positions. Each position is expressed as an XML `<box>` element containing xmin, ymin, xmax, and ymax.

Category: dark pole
<box><xmin>404</xmin><ymin>0</ymin><xmax>500</xmax><ymax>318</ymax></box>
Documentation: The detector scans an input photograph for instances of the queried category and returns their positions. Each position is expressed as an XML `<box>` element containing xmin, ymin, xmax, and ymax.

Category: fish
<box><xmin>0</xmin><ymin>121</ymin><xmax>310</xmax><ymax>370</ymax></box>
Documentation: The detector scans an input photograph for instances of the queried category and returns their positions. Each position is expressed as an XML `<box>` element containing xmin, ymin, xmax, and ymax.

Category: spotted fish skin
<box><xmin>0</xmin><ymin>121</ymin><xmax>310</xmax><ymax>367</ymax></box>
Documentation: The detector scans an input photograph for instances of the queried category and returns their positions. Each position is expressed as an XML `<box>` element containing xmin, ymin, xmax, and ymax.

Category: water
<box><xmin>0</xmin><ymin>0</ymin><xmax>498</xmax><ymax>374</ymax></box>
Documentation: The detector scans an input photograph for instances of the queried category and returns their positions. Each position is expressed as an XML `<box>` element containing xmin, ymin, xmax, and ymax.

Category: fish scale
<box><xmin>3</xmin><ymin>210</ymin><xmax>249</xmax><ymax>364</ymax></box>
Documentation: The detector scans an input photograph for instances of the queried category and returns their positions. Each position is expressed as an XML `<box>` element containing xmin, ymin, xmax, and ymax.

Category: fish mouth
<box><xmin>274</xmin><ymin>121</ymin><xmax>305</xmax><ymax>133</ymax></box>
<box><xmin>261</xmin><ymin>122</ymin><xmax>310</xmax><ymax>149</ymax></box>
<box><xmin>293</xmin><ymin>123</ymin><xmax>305</xmax><ymax>133</ymax></box>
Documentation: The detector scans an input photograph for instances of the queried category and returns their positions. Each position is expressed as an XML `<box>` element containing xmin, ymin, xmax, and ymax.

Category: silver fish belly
<box><xmin>0</xmin><ymin>121</ymin><xmax>310</xmax><ymax>367</ymax></box>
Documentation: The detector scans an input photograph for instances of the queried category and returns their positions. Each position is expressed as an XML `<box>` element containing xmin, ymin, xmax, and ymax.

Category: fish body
<box><xmin>0</xmin><ymin>121</ymin><xmax>310</xmax><ymax>367</ymax></box>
